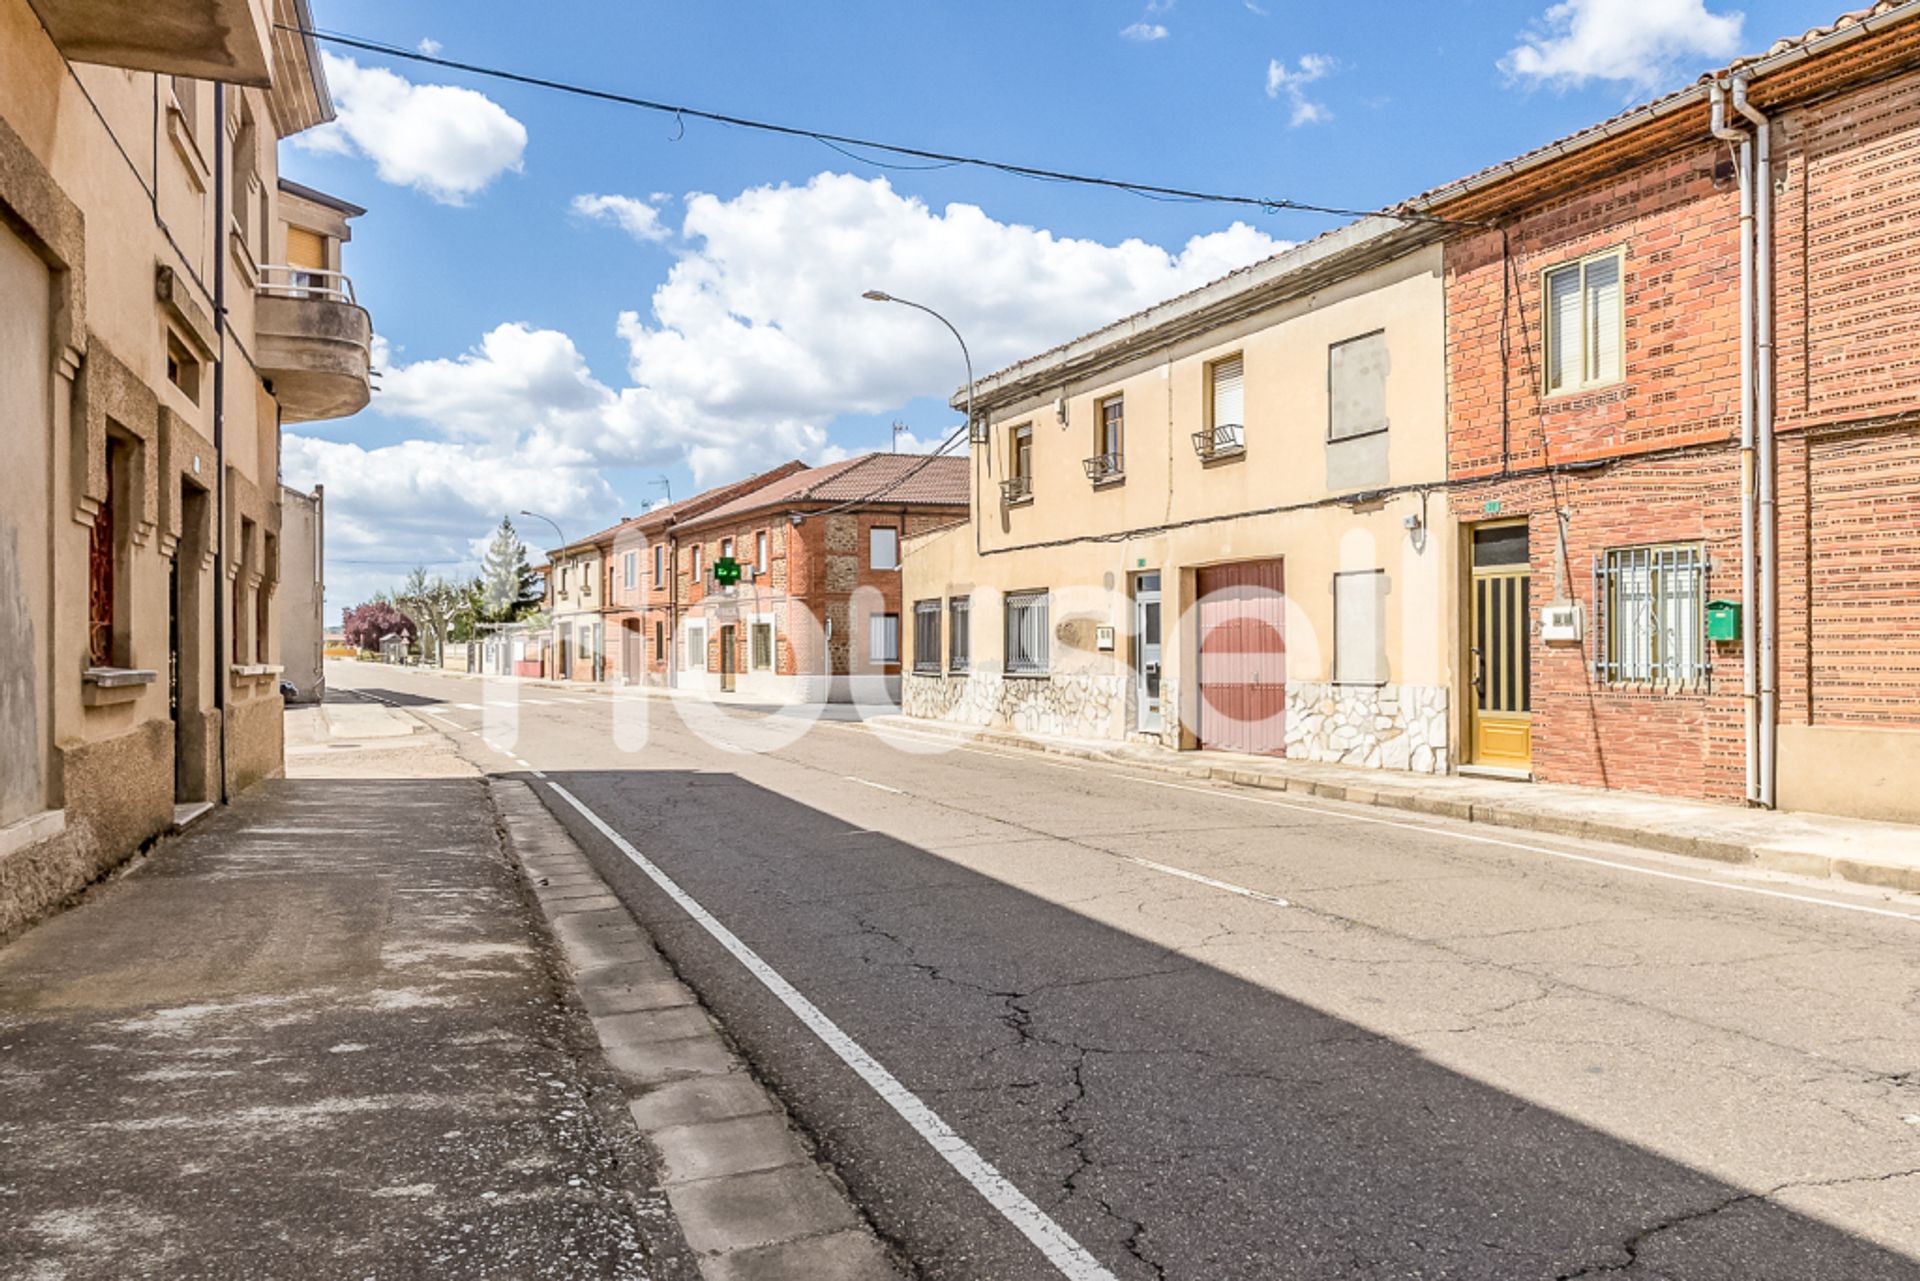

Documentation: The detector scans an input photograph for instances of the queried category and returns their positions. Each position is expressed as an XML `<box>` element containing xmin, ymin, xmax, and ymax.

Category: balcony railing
<box><xmin>1000</xmin><ymin>475</ymin><xmax>1033</xmax><ymax>504</ymax></box>
<box><xmin>259</xmin><ymin>264</ymin><xmax>358</xmax><ymax>306</ymax></box>
<box><xmin>1083</xmin><ymin>452</ymin><xmax>1124</xmax><ymax>483</ymax></box>
<box><xmin>1192</xmin><ymin>423</ymin><xmax>1245</xmax><ymax>459</ymax></box>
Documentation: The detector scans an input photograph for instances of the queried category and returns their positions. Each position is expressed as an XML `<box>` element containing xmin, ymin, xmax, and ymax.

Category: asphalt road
<box><xmin>331</xmin><ymin>663</ymin><xmax>1920</xmax><ymax>1281</ymax></box>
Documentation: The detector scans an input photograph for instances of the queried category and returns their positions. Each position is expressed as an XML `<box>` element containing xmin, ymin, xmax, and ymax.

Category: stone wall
<box><xmin>904</xmin><ymin>671</ymin><xmax>1127</xmax><ymax>742</ymax></box>
<box><xmin>1284</xmin><ymin>682</ymin><xmax>1449</xmax><ymax>774</ymax></box>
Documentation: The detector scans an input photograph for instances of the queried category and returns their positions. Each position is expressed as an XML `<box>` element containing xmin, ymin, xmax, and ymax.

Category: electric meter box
<box><xmin>1540</xmin><ymin>602</ymin><xmax>1583</xmax><ymax>644</ymax></box>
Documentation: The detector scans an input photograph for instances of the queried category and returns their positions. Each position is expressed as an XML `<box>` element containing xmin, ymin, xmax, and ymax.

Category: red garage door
<box><xmin>1197</xmin><ymin>559</ymin><xmax>1286</xmax><ymax>755</ymax></box>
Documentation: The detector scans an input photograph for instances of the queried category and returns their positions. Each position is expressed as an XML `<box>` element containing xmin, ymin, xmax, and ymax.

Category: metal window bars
<box><xmin>1594</xmin><ymin>545</ymin><xmax>1709</xmax><ymax>686</ymax></box>
<box><xmin>1000</xmin><ymin>474</ymin><xmax>1032</xmax><ymax>504</ymax></box>
<box><xmin>1191</xmin><ymin>423</ymin><xmax>1245</xmax><ymax>459</ymax></box>
<box><xmin>1083</xmin><ymin>451</ymin><xmax>1124</xmax><ymax>483</ymax></box>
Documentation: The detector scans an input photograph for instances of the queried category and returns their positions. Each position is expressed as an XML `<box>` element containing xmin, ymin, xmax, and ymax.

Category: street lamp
<box><xmin>518</xmin><ymin>509</ymin><xmax>568</xmax><ymax>552</ymax></box>
<box><xmin>861</xmin><ymin>291</ymin><xmax>977</xmax><ymax>448</ymax></box>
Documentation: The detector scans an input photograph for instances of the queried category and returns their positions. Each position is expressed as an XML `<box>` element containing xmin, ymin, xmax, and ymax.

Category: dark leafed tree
<box><xmin>480</xmin><ymin>517</ymin><xmax>541</xmax><ymax>621</ymax></box>
<box><xmin>342</xmin><ymin>601</ymin><xmax>416</xmax><ymax>652</ymax></box>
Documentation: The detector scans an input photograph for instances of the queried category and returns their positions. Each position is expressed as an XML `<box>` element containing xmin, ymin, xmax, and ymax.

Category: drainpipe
<box><xmin>211</xmin><ymin>82</ymin><xmax>229</xmax><ymax>804</ymax></box>
<box><xmin>1732</xmin><ymin>77</ymin><xmax>1777</xmax><ymax>809</ymax></box>
<box><xmin>1709</xmin><ymin>81</ymin><xmax>1759</xmax><ymax>806</ymax></box>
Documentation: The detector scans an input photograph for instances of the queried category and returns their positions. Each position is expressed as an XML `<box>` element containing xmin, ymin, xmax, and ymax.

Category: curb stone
<box><xmin>491</xmin><ymin>778</ymin><xmax>908</xmax><ymax>1281</ymax></box>
<box><xmin>865</xmin><ymin>716</ymin><xmax>1920</xmax><ymax>896</ymax></box>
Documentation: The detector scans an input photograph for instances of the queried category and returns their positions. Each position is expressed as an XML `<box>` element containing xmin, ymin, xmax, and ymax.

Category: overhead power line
<box><xmin>279</xmin><ymin>25</ymin><xmax>1481</xmax><ymax>229</ymax></box>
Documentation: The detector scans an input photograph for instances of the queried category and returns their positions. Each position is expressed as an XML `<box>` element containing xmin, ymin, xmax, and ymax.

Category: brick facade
<box><xmin>1444</xmin><ymin>61</ymin><xmax>1920</xmax><ymax>808</ymax></box>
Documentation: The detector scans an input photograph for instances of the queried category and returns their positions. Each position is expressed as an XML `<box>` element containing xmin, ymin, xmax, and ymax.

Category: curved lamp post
<box><xmin>860</xmin><ymin>291</ymin><xmax>976</xmax><ymax>450</ymax></box>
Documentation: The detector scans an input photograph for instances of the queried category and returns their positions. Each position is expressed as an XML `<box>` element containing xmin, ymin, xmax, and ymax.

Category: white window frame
<box><xmin>756</xmin><ymin>529</ymin><xmax>769</xmax><ymax>572</ymax></box>
<box><xmin>948</xmin><ymin>596</ymin><xmax>971</xmax><ymax>673</ymax></box>
<box><xmin>623</xmin><ymin>550</ymin><xmax>637</xmax><ymax>591</ymax></box>
<box><xmin>653</xmin><ymin>543</ymin><xmax>665</xmax><ymax>585</ymax></box>
<box><xmin>1597</xmin><ymin>543</ymin><xmax>1707</xmax><ymax>687</ymax></box>
<box><xmin>1004</xmin><ymin>589</ymin><xmax>1050</xmax><ymax>676</ymax></box>
<box><xmin>869</xmin><ymin>612</ymin><xmax>900</xmax><ymax>664</ymax></box>
<box><xmin>870</xmin><ymin>526</ymin><xmax>900</xmax><ymax>571</ymax></box>
<box><xmin>1543</xmin><ymin>247</ymin><xmax>1625</xmax><ymax>396</ymax></box>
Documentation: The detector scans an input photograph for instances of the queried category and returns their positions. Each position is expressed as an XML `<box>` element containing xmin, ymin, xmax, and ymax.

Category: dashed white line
<box><xmin>1118</xmin><ymin>855</ymin><xmax>1291</xmax><ymax>908</ymax></box>
<box><xmin>544</xmin><ymin>782</ymin><xmax>1119</xmax><ymax>1281</ymax></box>
<box><xmin>844</xmin><ymin>776</ymin><xmax>905</xmax><ymax>795</ymax></box>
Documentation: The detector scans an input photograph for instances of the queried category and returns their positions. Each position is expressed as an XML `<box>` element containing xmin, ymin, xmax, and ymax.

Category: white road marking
<box><xmin>844</xmin><ymin>776</ymin><xmax>905</xmax><ymax>795</ymax></box>
<box><xmin>830</xmin><ymin>721</ymin><xmax>1920</xmax><ymax>927</ymax></box>
<box><xmin>544</xmin><ymin>783</ymin><xmax>1119</xmax><ymax>1281</ymax></box>
<box><xmin>1119</xmin><ymin>856</ymin><xmax>1291</xmax><ymax>908</ymax></box>
<box><xmin>453</xmin><ymin>703</ymin><xmax>482</xmax><ymax>711</ymax></box>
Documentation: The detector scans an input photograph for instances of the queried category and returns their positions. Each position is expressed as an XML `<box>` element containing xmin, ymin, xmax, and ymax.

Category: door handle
<box><xmin>1470</xmin><ymin>646</ymin><xmax>1485</xmax><ymax>692</ymax></box>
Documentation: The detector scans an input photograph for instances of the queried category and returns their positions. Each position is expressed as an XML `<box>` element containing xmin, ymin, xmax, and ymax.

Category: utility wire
<box><xmin>280</xmin><ymin>24</ymin><xmax>1485</xmax><ymax>229</ymax></box>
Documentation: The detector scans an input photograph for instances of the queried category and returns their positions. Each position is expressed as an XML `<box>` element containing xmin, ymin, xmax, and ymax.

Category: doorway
<box><xmin>1132</xmin><ymin>572</ymin><xmax>1163</xmax><ymax>734</ymax></box>
<box><xmin>1468</xmin><ymin>522</ymin><xmax>1532</xmax><ymax>771</ymax></box>
<box><xmin>1196</xmin><ymin>559</ymin><xmax>1286</xmax><ymax>755</ymax></box>
<box><xmin>719</xmin><ymin>624</ymin><xmax>737</xmax><ymax>692</ymax></box>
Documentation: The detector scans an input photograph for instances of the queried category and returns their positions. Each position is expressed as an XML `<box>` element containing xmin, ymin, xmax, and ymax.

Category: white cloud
<box><xmin>1266</xmin><ymin>54</ymin><xmax>1335</xmax><ymax>126</ymax></box>
<box><xmin>296</xmin><ymin>54</ymin><xmax>527</xmax><ymax>204</ymax></box>
<box><xmin>1502</xmin><ymin>0</ymin><xmax>1744</xmax><ymax>91</ymax></box>
<box><xmin>416</xmin><ymin>37</ymin><xmax>442</xmax><ymax>56</ymax></box>
<box><xmin>324</xmin><ymin>173</ymin><xmax>1288</xmax><ymax>593</ymax></box>
<box><xmin>572</xmin><ymin>193</ymin><xmax>672</xmax><ymax>243</ymax></box>
<box><xmin>1121</xmin><ymin>22</ymin><xmax>1169</xmax><ymax>41</ymax></box>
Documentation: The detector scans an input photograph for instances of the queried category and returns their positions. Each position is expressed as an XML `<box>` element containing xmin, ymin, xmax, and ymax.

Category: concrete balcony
<box><xmin>255</xmin><ymin>267</ymin><xmax>373</xmax><ymax>423</ymax></box>
<box><xmin>27</xmin><ymin>0</ymin><xmax>274</xmax><ymax>85</ymax></box>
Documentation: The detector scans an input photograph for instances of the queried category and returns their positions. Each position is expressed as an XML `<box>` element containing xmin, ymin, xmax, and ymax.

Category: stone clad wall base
<box><xmin>0</xmin><ymin>719</ymin><xmax>174</xmax><ymax>940</ymax></box>
<box><xmin>904</xmin><ymin>671</ymin><xmax>1127</xmax><ymax>741</ymax></box>
<box><xmin>225</xmin><ymin>693</ymin><xmax>285</xmax><ymax>795</ymax></box>
<box><xmin>1285</xmin><ymin>682</ymin><xmax>1449</xmax><ymax>774</ymax></box>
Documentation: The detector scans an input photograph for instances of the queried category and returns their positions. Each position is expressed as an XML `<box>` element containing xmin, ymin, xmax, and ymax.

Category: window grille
<box><xmin>913</xmin><ymin>600</ymin><xmax>942</xmax><ymax>674</ymax></box>
<box><xmin>1594</xmin><ymin>544</ymin><xmax>1707</xmax><ymax>686</ymax></box>
<box><xmin>948</xmin><ymin>597</ymin><xmax>971</xmax><ymax>672</ymax></box>
<box><xmin>1004</xmin><ymin>590</ymin><xmax>1049</xmax><ymax>675</ymax></box>
<box><xmin>88</xmin><ymin>443</ymin><xmax>115</xmax><ymax>666</ymax></box>
<box><xmin>752</xmin><ymin>621</ymin><xmax>774</xmax><ymax>670</ymax></box>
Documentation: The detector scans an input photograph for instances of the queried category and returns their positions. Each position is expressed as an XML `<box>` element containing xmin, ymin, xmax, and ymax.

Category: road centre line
<box><xmin>1119</xmin><ymin>855</ymin><xmax>1291</xmax><ymax>908</ymax></box>
<box><xmin>543</xmin><ymin>782</ymin><xmax>1120</xmax><ymax>1281</ymax></box>
<box><xmin>829</xmin><ymin>721</ymin><xmax>1920</xmax><ymax>927</ymax></box>
<box><xmin>844</xmin><ymin>776</ymin><xmax>905</xmax><ymax>795</ymax></box>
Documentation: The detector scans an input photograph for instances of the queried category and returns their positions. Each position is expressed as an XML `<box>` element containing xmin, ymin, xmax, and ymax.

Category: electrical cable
<box><xmin>278</xmin><ymin>24</ymin><xmax>1487</xmax><ymax>229</ymax></box>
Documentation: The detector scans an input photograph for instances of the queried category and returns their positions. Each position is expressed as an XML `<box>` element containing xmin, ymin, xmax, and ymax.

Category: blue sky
<box><xmin>280</xmin><ymin>0</ymin><xmax>1835</xmax><ymax>610</ymax></box>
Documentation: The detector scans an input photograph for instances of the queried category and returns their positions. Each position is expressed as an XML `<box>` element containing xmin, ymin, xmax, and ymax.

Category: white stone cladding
<box><xmin>1283</xmin><ymin>682</ymin><xmax>1449</xmax><ymax>774</ymax></box>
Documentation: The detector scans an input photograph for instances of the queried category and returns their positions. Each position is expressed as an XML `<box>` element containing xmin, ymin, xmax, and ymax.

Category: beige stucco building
<box><xmin>0</xmin><ymin>0</ymin><xmax>373</xmax><ymax>936</ymax></box>
<box><xmin>903</xmin><ymin>222</ymin><xmax>1458</xmax><ymax>771</ymax></box>
<box><xmin>279</xmin><ymin>483</ymin><xmax>324</xmax><ymax>703</ymax></box>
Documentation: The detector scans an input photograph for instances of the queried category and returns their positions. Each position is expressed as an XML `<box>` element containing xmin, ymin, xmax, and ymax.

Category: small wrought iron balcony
<box><xmin>1083</xmin><ymin>452</ymin><xmax>1124</xmax><ymax>483</ymax></box>
<box><xmin>1000</xmin><ymin>475</ymin><xmax>1033</xmax><ymax>504</ymax></box>
<box><xmin>1192</xmin><ymin>423</ymin><xmax>1245</xmax><ymax>460</ymax></box>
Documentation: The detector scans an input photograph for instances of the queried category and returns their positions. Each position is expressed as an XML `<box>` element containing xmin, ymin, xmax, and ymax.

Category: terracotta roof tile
<box><xmin>679</xmin><ymin>453</ymin><xmax>970</xmax><ymax>530</ymax></box>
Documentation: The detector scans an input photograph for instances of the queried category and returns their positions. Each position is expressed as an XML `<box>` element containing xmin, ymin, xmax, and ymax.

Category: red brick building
<box><xmin>669</xmin><ymin>454</ymin><xmax>970</xmax><ymax>703</ymax></box>
<box><xmin>1429</xmin><ymin>2</ymin><xmax>1920</xmax><ymax>820</ymax></box>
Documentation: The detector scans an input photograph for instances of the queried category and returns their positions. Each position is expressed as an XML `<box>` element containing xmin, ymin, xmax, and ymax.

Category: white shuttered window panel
<box><xmin>1211</xmin><ymin>356</ymin><xmax>1245</xmax><ymax>429</ymax></box>
<box><xmin>1547</xmin><ymin>265</ymin><xmax>1582</xmax><ymax>392</ymax></box>
<box><xmin>1545</xmin><ymin>252</ymin><xmax>1623</xmax><ymax>393</ymax></box>
<box><xmin>1585</xmin><ymin>255</ymin><xmax>1622</xmax><ymax>385</ymax></box>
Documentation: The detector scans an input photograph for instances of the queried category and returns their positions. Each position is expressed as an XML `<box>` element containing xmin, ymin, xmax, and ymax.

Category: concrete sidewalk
<box><xmin>0</xmin><ymin>703</ymin><xmax>697</xmax><ymax>1279</ymax></box>
<box><xmin>868</xmin><ymin>715</ymin><xmax>1920</xmax><ymax>896</ymax></box>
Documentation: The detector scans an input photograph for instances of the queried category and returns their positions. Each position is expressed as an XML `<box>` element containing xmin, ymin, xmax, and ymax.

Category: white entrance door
<box><xmin>1134</xmin><ymin>572</ymin><xmax>1163</xmax><ymax>733</ymax></box>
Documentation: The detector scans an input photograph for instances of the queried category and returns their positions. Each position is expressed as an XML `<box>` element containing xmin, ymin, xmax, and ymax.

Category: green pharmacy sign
<box><xmin>713</xmin><ymin>556</ymin><xmax>742</xmax><ymax>586</ymax></box>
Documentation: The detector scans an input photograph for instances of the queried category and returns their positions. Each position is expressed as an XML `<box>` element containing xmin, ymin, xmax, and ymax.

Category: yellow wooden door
<box><xmin>1469</xmin><ymin>523</ymin><xmax>1532</xmax><ymax>770</ymax></box>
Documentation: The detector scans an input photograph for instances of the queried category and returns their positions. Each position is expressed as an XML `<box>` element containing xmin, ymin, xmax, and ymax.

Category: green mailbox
<box><xmin>1706</xmin><ymin>599</ymin><xmax>1741</xmax><ymax>642</ymax></box>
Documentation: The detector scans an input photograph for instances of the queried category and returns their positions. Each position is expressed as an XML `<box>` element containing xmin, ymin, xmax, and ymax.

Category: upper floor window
<box><xmin>691</xmin><ymin>545</ymin><xmax>704</xmax><ymax>579</ymax></box>
<box><xmin>870</xmin><ymin>526</ymin><xmax>899</xmax><ymax>570</ymax></box>
<box><xmin>1087</xmin><ymin>396</ymin><xmax>1124</xmax><ymax>482</ymax></box>
<box><xmin>654</xmin><ymin>543</ymin><xmax>665</xmax><ymax>584</ymax></box>
<box><xmin>624</xmin><ymin>550</ymin><xmax>637</xmax><ymax>591</ymax></box>
<box><xmin>869</xmin><ymin>612</ymin><xmax>901</xmax><ymax>665</ymax></box>
<box><xmin>756</xmin><ymin>529</ymin><xmax>769</xmax><ymax>572</ymax></box>
<box><xmin>1545</xmin><ymin>250</ymin><xmax>1623</xmax><ymax>395</ymax></box>
<box><xmin>1198</xmin><ymin>355</ymin><xmax>1246</xmax><ymax>458</ymax></box>
<box><xmin>721</xmin><ymin>536</ymin><xmax>734</xmax><ymax>561</ymax></box>
<box><xmin>1004</xmin><ymin>423</ymin><xmax>1034</xmax><ymax>504</ymax></box>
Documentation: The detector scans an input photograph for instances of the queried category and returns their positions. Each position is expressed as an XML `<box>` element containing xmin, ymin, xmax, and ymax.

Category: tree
<box><xmin>342</xmin><ymin>601</ymin><xmax>415</xmax><ymax>653</ymax></box>
<box><xmin>395</xmin><ymin>567</ymin><xmax>464</xmax><ymax>666</ymax></box>
<box><xmin>480</xmin><ymin>517</ymin><xmax>541</xmax><ymax>621</ymax></box>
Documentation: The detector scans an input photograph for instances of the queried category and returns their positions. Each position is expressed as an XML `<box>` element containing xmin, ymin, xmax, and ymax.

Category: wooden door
<box><xmin>720</xmin><ymin>624</ymin><xmax>737</xmax><ymax>692</ymax></box>
<box><xmin>1469</xmin><ymin>523</ymin><xmax>1532</xmax><ymax>770</ymax></box>
<box><xmin>1197</xmin><ymin>560</ymin><xmax>1287</xmax><ymax>755</ymax></box>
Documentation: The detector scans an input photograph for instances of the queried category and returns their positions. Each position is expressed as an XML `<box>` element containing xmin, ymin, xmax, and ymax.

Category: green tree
<box><xmin>480</xmin><ymin>517</ymin><xmax>540</xmax><ymax>621</ymax></box>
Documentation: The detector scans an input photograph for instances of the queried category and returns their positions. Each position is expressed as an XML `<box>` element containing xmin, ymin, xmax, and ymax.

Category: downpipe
<box><xmin>1710</xmin><ymin>81</ymin><xmax>1760</xmax><ymax>806</ymax></box>
<box><xmin>1733</xmin><ymin>77</ymin><xmax>1778</xmax><ymax>809</ymax></box>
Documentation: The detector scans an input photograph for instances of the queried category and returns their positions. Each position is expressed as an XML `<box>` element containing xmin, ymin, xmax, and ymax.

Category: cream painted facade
<box><xmin>903</xmin><ymin>229</ymin><xmax>1459</xmax><ymax>772</ymax></box>
<box><xmin>546</xmin><ymin>543</ymin><xmax>606</xmax><ymax>682</ymax></box>
<box><xmin>0</xmin><ymin>0</ymin><xmax>372</xmax><ymax>936</ymax></box>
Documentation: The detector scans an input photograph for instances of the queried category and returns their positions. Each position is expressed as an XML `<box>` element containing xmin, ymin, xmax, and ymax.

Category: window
<box><xmin>256</xmin><ymin>533</ymin><xmax>277</xmax><ymax>663</ymax></box>
<box><xmin>1545</xmin><ymin>250</ymin><xmax>1623</xmax><ymax>395</ymax></box>
<box><xmin>1597</xmin><ymin>544</ymin><xmax>1706</xmax><ymax>685</ymax></box>
<box><xmin>869</xmin><ymin>612</ymin><xmax>900</xmax><ymax>664</ymax></box>
<box><xmin>684</xmin><ymin>622</ymin><xmax>706</xmax><ymax>670</ymax></box>
<box><xmin>1328</xmin><ymin>331</ymin><xmax>1389</xmax><ymax>441</ymax></box>
<box><xmin>1004</xmin><ymin>590</ymin><xmax>1049</xmax><ymax>675</ymax></box>
<box><xmin>691</xmin><ymin>545</ymin><xmax>704</xmax><ymax>579</ymax></box>
<box><xmin>870</xmin><ymin>526</ymin><xmax>899</xmax><ymax>570</ymax></box>
<box><xmin>756</xmin><ymin>529</ymin><xmax>769</xmax><ymax>572</ymax></box>
<box><xmin>1087</xmin><ymin>396</ymin><xmax>1124</xmax><ymax>481</ymax></box>
<box><xmin>948</xmin><ymin>596</ymin><xmax>971</xmax><ymax>672</ymax></box>
<box><xmin>721</xmin><ymin>536</ymin><xmax>734</xmax><ymax>561</ymax></box>
<box><xmin>653</xmin><ymin>543</ymin><xmax>665</xmax><ymax>585</ymax></box>
<box><xmin>558</xmin><ymin>564</ymin><xmax>569</xmax><ymax>593</ymax></box>
<box><xmin>1005</xmin><ymin>423</ymin><xmax>1034</xmax><ymax>502</ymax></box>
<box><xmin>624</xmin><ymin>550</ymin><xmax>637</xmax><ymax>591</ymax></box>
<box><xmin>752</xmin><ymin>621</ymin><xmax>774</xmax><ymax>670</ymax></box>
<box><xmin>87</xmin><ymin>439</ymin><xmax>118</xmax><ymax>666</ymax></box>
<box><xmin>912</xmin><ymin>600</ymin><xmax>942</xmax><ymax>674</ymax></box>
<box><xmin>1198</xmin><ymin>355</ymin><xmax>1246</xmax><ymax>457</ymax></box>
<box><xmin>165</xmin><ymin>330</ymin><xmax>201</xmax><ymax>403</ymax></box>
<box><xmin>1333</xmin><ymin>569</ymin><xmax>1388</xmax><ymax>685</ymax></box>
<box><xmin>654</xmin><ymin>620</ymin><xmax>665</xmax><ymax>662</ymax></box>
